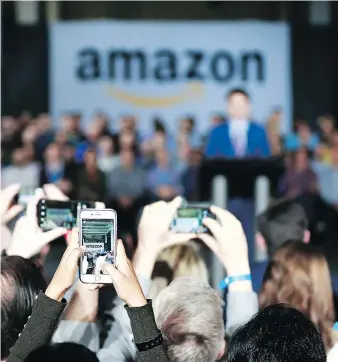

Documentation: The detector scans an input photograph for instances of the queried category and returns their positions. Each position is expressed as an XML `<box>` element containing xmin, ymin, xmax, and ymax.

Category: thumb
<box><xmin>103</xmin><ymin>262</ymin><xmax>124</xmax><ymax>282</ymax></box>
<box><xmin>40</xmin><ymin>227</ymin><xmax>68</xmax><ymax>246</ymax></box>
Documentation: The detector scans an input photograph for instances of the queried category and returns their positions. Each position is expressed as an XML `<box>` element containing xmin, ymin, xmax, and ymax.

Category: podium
<box><xmin>197</xmin><ymin>157</ymin><xmax>285</xmax><ymax>202</ymax></box>
<box><xmin>197</xmin><ymin>157</ymin><xmax>285</xmax><ymax>288</ymax></box>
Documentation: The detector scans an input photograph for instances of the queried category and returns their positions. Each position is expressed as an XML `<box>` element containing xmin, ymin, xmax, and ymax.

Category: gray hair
<box><xmin>153</xmin><ymin>276</ymin><xmax>225</xmax><ymax>362</ymax></box>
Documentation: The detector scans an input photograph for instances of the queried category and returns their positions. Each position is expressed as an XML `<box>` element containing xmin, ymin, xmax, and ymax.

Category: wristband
<box><xmin>135</xmin><ymin>332</ymin><xmax>164</xmax><ymax>352</ymax></box>
<box><xmin>219</xmin><ymin>274</ymin><xmax>252</xmax><ymax>290</ymax></box>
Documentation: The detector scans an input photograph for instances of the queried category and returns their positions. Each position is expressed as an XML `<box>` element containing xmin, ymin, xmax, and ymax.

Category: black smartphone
<box><xmin>37</xmin><ymin>200</ymin><xmax>105</xmax><ymax>231</ymax></box>
<box><xmin>15</xmin><ymin>187</ymin><xmax>43</xmax><ymax>207</ymax></box>
<box><xmin>170</xmin><ymin>207</ymin><xmax>215</xmax><ymax>233</ymax></box>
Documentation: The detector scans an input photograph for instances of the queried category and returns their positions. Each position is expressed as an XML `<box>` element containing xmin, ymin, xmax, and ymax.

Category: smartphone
<box><xmin>15</xmin><ymin>187</ymin><xmax>43</xmax><ymax>207</ymax></box>
<box><xmin>79</xmin><ymin>208</ymin><xmax>117</xmax><ymax>284</ymax></box>
<box><xmin>170</xmin><ymin>207</ymin><xmax>215</xmax><ymax>233</ymax></box>
<box><xmin>37</xmin><ymin>200</ymin><xmax>105</xmax><ymax>231</ymax></box>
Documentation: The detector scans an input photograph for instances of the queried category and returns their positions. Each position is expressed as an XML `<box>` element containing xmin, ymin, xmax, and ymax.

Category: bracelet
<box><xmin>135</xmin><ymin>332</ymin><xmax>164</xmax><ymax>352</ymax></box>
<box><xmin>219</xmin><ymin>274</ymin><xmax>252</xmax><ymax>290</ymax></box>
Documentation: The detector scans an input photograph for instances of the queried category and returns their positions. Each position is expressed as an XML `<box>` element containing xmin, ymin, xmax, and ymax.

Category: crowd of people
<box><xmin>1</xmin><ymin>87</ymin><xmax>338</xmax><ymax>361</ymax></box>
<box><xmin>1</xmin><ymin>184</ymin><xmax>338</xmax><ymax>361</ymax></box>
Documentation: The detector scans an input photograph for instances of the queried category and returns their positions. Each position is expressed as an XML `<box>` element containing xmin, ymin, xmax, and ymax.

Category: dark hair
<box><xmin>1</xmin><ymin>256</ymin><xmax>47</xmax><ymax>359</ymax></box>
<box><xmin>227</xmin><ymin>304</ymin><xmax>326</xmax><ymax>362</ymax></box>
<box><xmin>226</xmin><ymin>88</ymin><xmax>250</xmax><ymax>100</ymax></box>
<box><xmin>24</xmin><ymin>343</ymin><xmax>99</xmax><ymax>362</ymax></box>
<box><xmin>257</xmin><ymin>199</ymin><xmax>308</xmax><ymax>257</ymax></box>
<box><xmin>153</xmin><ymin>117</ymin><xmax>166</xmax><ymax>133</ymax></box>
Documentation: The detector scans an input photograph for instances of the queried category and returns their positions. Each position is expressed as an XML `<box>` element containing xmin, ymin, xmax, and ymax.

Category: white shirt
<box><xmin>229</xmin><ymin>119</ymin><xmax>249</xmax><ymax>156</ymax></box>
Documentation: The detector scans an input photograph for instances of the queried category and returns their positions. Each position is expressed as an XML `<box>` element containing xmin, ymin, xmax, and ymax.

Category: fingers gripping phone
<box><xmin>37</xmin><ymin>200</ymin><xmax>105</xmax><ymax>231</ymax></box>
<box><xmin>79</xmin><ymin>208</ymin><xmax>117</xmax><ymax>284</ymax></box>
<box><xmin>170</xmin><ymin>207</ymin><xmax>215</xmax><ymax>233</ymax></box>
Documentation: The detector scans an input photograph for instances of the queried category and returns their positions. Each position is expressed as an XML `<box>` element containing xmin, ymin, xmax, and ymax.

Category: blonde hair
<box><xmin>148</xmin><ymin>242</ymin><xmax>208</xmax><ymax>299</ymax></box>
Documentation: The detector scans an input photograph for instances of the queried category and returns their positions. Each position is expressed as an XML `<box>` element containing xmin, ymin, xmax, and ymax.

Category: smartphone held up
<box><xmin>79</xmin><ymin>208</ymin><xmax>117</xmax><ymax>284</ymax></box>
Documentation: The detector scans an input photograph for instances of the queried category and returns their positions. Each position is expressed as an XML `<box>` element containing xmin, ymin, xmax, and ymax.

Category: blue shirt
<box><xmin>147</xmin><ymin>166</ymin><xmax>182</xmax><ymax>192</ymax></box>
<box><xmin>312</xmin><ymin>161</ymin><xmax>338</xmax><ymax>205</ymax></box>
<box><xmin>284</xmin><ymin>133</ymin><xmax>319</xmax><ymax>151</ymax></box>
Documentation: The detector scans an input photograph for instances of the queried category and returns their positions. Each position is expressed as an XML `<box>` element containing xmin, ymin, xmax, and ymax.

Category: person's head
<box><xmin>1</xmin><ymin>256</ymin><xmax>47</xmax><ymax>360</ymax></box>
<box><xmin>257</xmin><ymin>199</ymin><xmax>309</xmax><ymax>258</ymax></box>
<box><xmin>259</xmin><ymin>241</ymin><xmax>336</xmax><ymax>350</ymax></box>
<box><xmin>188</xmin><ymin>149</ymin><xmax>203</xmax><ymax>167</ymax></box>
<box><xmin>86</xmin><ymin>123</ymin><xmax>102</xmax><ymax>143</ymax></box>
<box><xmin>44</xmin><ymin>142</ymin><xmax>62</xmax><ymax>164</ymax></box>
<box><xmin>21</xmin><ymin>125</ymin><xmax>37</xmax><ymax>145</ymax></box>
<box><xmin>317</xmin><ymin>114</ymin><xmax>335</xmax><ymax>135</ymax></box>
<box><xmin>97</xmin><ymin>136</ymin><xmax>114</xmax><ymax>156</ymax></box>
<box><xmin>148</xmin><ymin>243</ymin><xmax>208</xmax><ymax>299</ymax></box>
<box><xmin>36</xmin><ymin>113</ymin><xmax>52</xmax><ymax>134</ymax></box>
<box><xmin>155</xmin><ymin>148</ymin><xmax>169</xmax><ymax>168</ymax></box>
<box><xmin>180</xmin><ymin>116</ymin><xmax>195</xmax><ymax>133</ymax></box>
<box><xmin>226</xmin><ymin>88</ymin><xmax>251</xmax><ymax>120</ymax></box>
<box><xmin>227</xmin><ymin>304</ymin><xmax>326</xmax><ymax>362</ymax></box>
<box><xmin>119</xmin><ymin>130</ymin><xmax>136</xmax><ymax>150</ymax></box>
<box><xmin>210</xmin><ymin>113</ymin><xmax>225</xmax><ymax>126</ymax></box>
<box><xmin>120</xmin><ymin>115</ymin><xmax>136</xmax><ymax>132</ymax></box>
<box><xmin>120</xmin><ymin>149</ymin><xmax>135</xmax><ymax>168</ymax></box>
<box><xmin>294</xmin><ymin>118</ymin><xmax>310</xmax><ymax>136</ymax></box>
<box><xmin>153</xmin><ymin>277</ymin><xmax>225</xmax><ymax>362</ymax></box>
<box><xmin>154</xmin><ymin>118</ymin><xmax>166</xmax><ymax>134</ymax></box>
<box><xmin>11</xmin><ymin>148</ymin><xmax>28</xmax><ymax>166</ymax></box>
<box><xmin>24</xmin><ymin>343</ymin><xmax>99</xmax><ymax>362</ymax></box>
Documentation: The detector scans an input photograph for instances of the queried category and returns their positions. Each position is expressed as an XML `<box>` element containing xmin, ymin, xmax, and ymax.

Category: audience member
<box><xmin>1</xmin><ymin>256</ymin><xmax>47</xmax><ymax>360</ymax></box>
<box><xmin>77</xmin><ymin>148</ymin><xmax>106</xmax><ymax>202</ymax></box>
<box><xmin>2</xmin><ymin>148</ymin><xmax>40</xmax><ymax>189</ymax></box>
<box><xmin>177</xmin><ymin>116</ymin><xmax>202</xmax><ymax>150</ymax></box>
<box><xmin>181</xmin><ymin>149</ymin><xmax>202</xmax><ymax>201</ymax></box>
<box><xmin>153</xmin><ymin>277</ymin><xmax>225</xmax><ymax>362</ymax></box>
<box><xmin>266</xmin><ymin>108</ymin><xmax>283</xmax><ymax>155</ymax></box>
<box><xmin>313</xmin><ymin>146</ymin><xmax>338</xmax><ymax>210</ymax></box>
<box><xmin>227</xmin><ymin>304</ymin><xmax>327</xmax><ymax>362</ymax></box>
<box><xmin>279</xmin><ymin>148</ymin><xmax>317</xmax><ymax>198</ymax></box>
<box><xmin>252</xmin><ymin>199</ymin><xmax>309</xmax><ymax>291</ymax></box>
<box><xmin>147</xmin><ymin>149</ymin><xmax>182</xmax><ymax>201</ymax></box>
<box><xmin>97</xmin><ymin>136</ymin><xmax>120</xmax><ymax>174</ymax></box>
<box><xmin>40</xmin><ymin>142</ymin><xmax>76</xmax><ymax>197</ymax></box>
<box><xmin>284</xmin><ymin>118</ymin><xmax>320</xmax><ymax>151</ymax></box>
<box><xmin>318</xmin><ymin>114</ymin><xmax>336</xmax><ymax>146</ymax></box>
<box><xmin>259</xmin><ymin>241</ymin><xmax>338</xmax><ymax>353</ymax></box>
<box><xmin>148</xmin><ymin>243</ymin><xmax>208</xmax><ymax>299</ymax></box>
<box><xmin>106</xmin><ymin>149</ymin><xmax>146</xmax><ymax>232</ymax></box>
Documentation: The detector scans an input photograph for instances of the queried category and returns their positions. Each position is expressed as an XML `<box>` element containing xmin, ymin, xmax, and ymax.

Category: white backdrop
<box><xmin>50</xmin><ymin>21</ymin><xmax>292</xmax><ymax>133</ymax></box>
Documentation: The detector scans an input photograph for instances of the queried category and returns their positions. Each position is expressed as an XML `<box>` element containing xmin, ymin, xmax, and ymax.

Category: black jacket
<box><xmin>7</xmin><ymin>293</ymin><xmax>169</xmax><ymax>362</ymax></box>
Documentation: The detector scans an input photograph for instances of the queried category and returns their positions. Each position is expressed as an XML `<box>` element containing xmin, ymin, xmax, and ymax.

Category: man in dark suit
<box><xmin>205</xmin><ymin>88</ymin><xmax>271</xmax><ymax>263</ymax></box>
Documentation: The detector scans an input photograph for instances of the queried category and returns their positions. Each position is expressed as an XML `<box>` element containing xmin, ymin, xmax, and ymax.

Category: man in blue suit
<box><xmin>205</xmin><ymin>88</ymin><xmax>271</xmax><ymax>263</ymax></box>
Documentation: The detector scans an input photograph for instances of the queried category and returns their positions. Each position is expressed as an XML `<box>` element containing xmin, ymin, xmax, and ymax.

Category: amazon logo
<box><xmin>75</xmin><ymin>48</ymin><xmax>265</xmax><ymax>107</ymax></box>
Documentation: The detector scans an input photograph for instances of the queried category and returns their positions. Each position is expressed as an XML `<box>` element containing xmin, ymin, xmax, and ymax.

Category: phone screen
<box><xmin>170</xmin><ymin>208</ymin><xmax>212</xmax><ymax>233</ymax></box>
<box><xmin>81</xmin><ymin>218</ymin><xmax>115</xmax><ymax>276</ymax></box>
<box><xmin>38</xmin><ymin>200</ymin><xmax>97</xmax><ymax>231</ymax></box>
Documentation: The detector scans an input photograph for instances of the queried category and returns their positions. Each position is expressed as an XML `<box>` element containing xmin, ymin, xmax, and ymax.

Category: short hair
<box><xmin>24</xmin><ymin>343</ymin><xmax>99</xmax><ymax>362</ymax></box>
<box><xmin>227</xmin><ymin>304</ymin><xmax>326</xmax><ymax>362</ymax></box>
<box><xmin>257</xmin><ymin>199</ymin><xmax>308</xmax><ymax>257</ymax></box>
<box><xmin>1</xmin><ymin>256</ymin><xmax>47</xmax><ymax>359</ymax></box>
<box><xmin>226</xmin><ymin>88</ymin><xmax>250</xmax><ymax>100</ymax></box>
<box><xmin>153</xmin><ymin>277</ymin><xmax>224</xmax><ymax>362</ymax></box>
